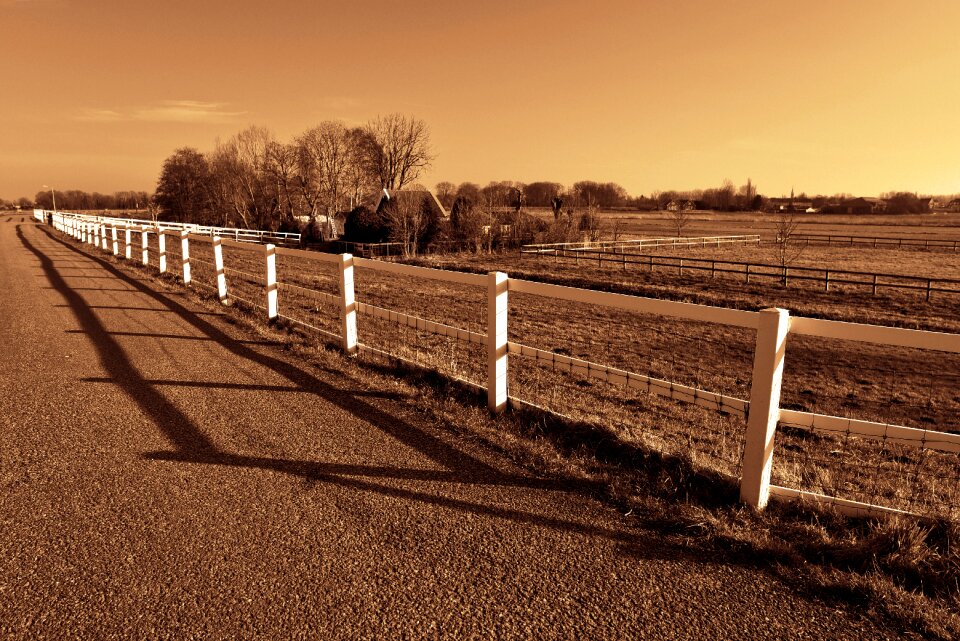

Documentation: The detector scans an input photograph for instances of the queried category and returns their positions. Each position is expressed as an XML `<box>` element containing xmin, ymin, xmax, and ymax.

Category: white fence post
<box><xmin>93</xmin><ymin>223</ymin><xmax>100</xmax><ymax>249</ymax></box>
<box><xmin>265</xmin><ymin>244</ymin><xmax>278</xmax><ymax>321</ymax></box>
<box><xmin>81</xmin><ymin>223</ymin><xmax>88</xmax><ymax>244</ymax></box>
<box><xmin>181</xmin><ymin>231</ymin><xmax>191</xmax><ymax>284</ymax></box>
<box><xmin>100</xmin><ymin>224</ymin><xmax>108</xmax><ymax>252</ymax></box>
<box><xmin>124</xmin><ymin>227</ymin><xmax>132</xmax><ymax>259</ymax></box>
<box><xmin>740</xmin><ymin>307</ymin><xmax>790</xmax><ymax>509</ymax></box>
<box><xmin>111</xmin><ymin>226</ymin><xmax>118</xmax><ymax>255</ymax></box>
<box><xmin>141</xmin><ymin>228</ymin><xmax>149</xmax><ymax>265</ymax></box>
<box><xmin>213</xmin><ymin>236</ymin><xmax>228</xmax><ymax>302</ymax></box>
<box><xmin>158</xmin><ymin>230</ymin><xmax>167</xmax><ymax>273</ymax></box>
<box><xmin>487</xmin><ymin>271</ymin><xmax>509</xmax><ymax>413</ymax></box>
<box><xmin>337</xmin><ymin>253</ymin><xmax>358</xmax><ymax>354</ymax></box>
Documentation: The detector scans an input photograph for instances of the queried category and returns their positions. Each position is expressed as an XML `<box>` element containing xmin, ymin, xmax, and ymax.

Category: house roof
<box><xmin>374</xmin><ymin>188</ymin><xmax>448</xmax><ymax>219</ymax></box>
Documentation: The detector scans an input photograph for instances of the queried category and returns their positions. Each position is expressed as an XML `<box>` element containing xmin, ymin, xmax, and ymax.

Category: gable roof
<box><xmin>374</xmin><ymin>188</ymin><xmax>448</xmax><ymax>219</ymax></box>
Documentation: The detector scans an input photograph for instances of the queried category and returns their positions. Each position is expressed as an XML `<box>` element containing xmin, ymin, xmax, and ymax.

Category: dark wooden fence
<box><xmin>792</xmin><ymin>234</ymin><xmax>960</xmax><ymax>251</ymax></box>
<box><xmin>520</xmin><ymin>247</ymin><xmax>960</xmax><ymax>301</ymax></box>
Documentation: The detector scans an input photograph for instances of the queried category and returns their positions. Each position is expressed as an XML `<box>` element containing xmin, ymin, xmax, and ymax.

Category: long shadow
<box><xmin>66</xmin><ymin>329</ymin><xmax>283</xmax><ymax>346</ymax></box>
<box><xmin>22</xmin><ymin>225</ymin><xmax>633</xmax><ymax>543</ymax></box>
<box><xmin>20</xmin><ymin>226</ymin><xmax>215</xmax><ymax>453</ymax></box>
<box><xmin>46</xmin><ymin>287</ymin><xmax>139</xmax><ymax>292</ymax></box>
<box><xmin>81</xmin><ymin>375</ymin><xmax>406</xmax><ymax>397</ymax></box>
<box><xmin>38</xmin><ymin>227</ymin><xmax>505</xmax><ymax>477</ymax></box>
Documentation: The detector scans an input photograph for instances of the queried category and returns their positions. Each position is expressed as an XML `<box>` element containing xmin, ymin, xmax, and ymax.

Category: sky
<box><xmin>2</xmin><ymin>0</ymin><xmax>958</xmax><ymax>200</ymax></box>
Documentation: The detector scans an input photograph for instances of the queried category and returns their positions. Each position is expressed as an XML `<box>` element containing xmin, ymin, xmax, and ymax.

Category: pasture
<box><xmin>544</xmin><ymin>208</ymin><xmax>960</xmax><ymax>240</ymax></box>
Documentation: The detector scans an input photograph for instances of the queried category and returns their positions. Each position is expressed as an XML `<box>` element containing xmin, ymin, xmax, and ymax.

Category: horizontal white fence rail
<box><xmin>44</xmin><ymin>210</ymin><xmax>959</xmax><ymax>521</ymax></box>
<box><xmin>522</xmin><ymin>235</ymin><xmax>761</xmax><ymax>254</ymax></box>
<box><xmin>37</xmin><ymin>209</ymin><xmax>300</xmax><ymax>244</ymax></box>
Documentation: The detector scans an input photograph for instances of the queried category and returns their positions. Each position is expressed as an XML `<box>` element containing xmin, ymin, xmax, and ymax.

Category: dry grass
<box><xmin>539</xmin><ymin>208</ymin><xmax>960</xmax><ymax>240</ymax></box>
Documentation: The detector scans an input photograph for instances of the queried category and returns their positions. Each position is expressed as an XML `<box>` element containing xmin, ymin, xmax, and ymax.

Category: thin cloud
<box><xmin>134</xmin><ymin>100</ymin><xmax>246</xmax><ymax>123</ymax></box>
<box><xmin>74</xmin><ymin>101</ymin><xmax>246</xmax><ymax>124</ymax></box>
<box><xmin>75</xmin><ymin>108</ymin><xmax>124</xmax><ymax>122</ymax></box>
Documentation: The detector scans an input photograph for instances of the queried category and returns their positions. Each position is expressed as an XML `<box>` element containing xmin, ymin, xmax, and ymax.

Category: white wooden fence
<box><xmin>36</xmin><ymin>209</ymin><xmax>299</xmax><ymax>244</ymax></box>
<box><xmin>44</xmin><ymin>211</ymin><xmax>960</xmax><ymax>520</ymax></box>
<box><xmin>522</xmin><ymin>235</ymin><xmax>762</xmax><ymax>255</ymax></box>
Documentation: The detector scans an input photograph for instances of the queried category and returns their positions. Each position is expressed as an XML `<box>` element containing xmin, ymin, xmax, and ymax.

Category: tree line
<box><xmin>433</xmin><ymin>178</ymin><xmax>764</xmax><ymax>212</ymax></box>
<box><xmin>5</xmin><ymin>190</ymin><xmax>151</xmax><ymax>212</ymax></box>
<box><xmin>151</xmin><ymin>114</ymin><xmax>432</xmax><ymax>237</ymax></box>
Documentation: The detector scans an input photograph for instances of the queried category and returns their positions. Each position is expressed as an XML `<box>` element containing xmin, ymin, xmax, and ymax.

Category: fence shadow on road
<box><xmin>21</xmin><ymin>224</ymin><xmax>652</xmax><ymax>547</ymax></box>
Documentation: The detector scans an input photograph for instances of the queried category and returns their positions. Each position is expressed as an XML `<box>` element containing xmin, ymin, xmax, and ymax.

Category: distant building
<box><xmin>822</xmin><ymin>197</ymin><xmax>886</xmax><ymax>215</ymax></box>
<box><xmin>766</xmin><ymin>197</ymin><xmax>813</xmax><ymax>213</ymax></box>
<box><xmin>294</xmin><ymin>213</ymin><xmax>344</xmax><ymax>240</ymax></box>
<box><xmin>665</xmin><ymin>199</ymin><xmax>696</xmax><ymax>212</ymax></box>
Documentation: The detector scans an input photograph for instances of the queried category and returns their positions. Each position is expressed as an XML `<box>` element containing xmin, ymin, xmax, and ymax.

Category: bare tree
<box><xmin>716</xmin><ymin>179</ymin><xmax>736</xmax><ymax>211</ymax></box>
<box><xmin>344</xmin><ymin>127</ymin><xmax>379</xmax><ymax>209</ymax></box>
<box><xmin>296</xmin><ymin>121</ymin><xmax>352</xmax><ymax>223</ymax></box>
<box><xmin>667</xmin><ymin>202</ymin><xmax>693</xmax><ymax>237</ymax></box>
<box><xmin>774</xmin><ymin>211</ymin><xmax>807</xmax><ymax>284</ymax></box>
<box><xmin>650</xmin><ymin>190</ymin><xmax>662</xmax><ymax>211</ymax></box>
<box><xmin>385</xmin><ymin>191</ymin><xmax>429</xmax><ymax>257</ymax></box>
<box><xmin>364</xmin><ymin>113</ymin><xmax>434</xmax><ymax>190</ymax></box>
<box><xmin>610</xmin><ymin>217</ymin><xmax>626</xmax><ymax>242</ymax></box>
<box><xmin>265</xmin><ymin>141</ymin><xmax>300</xmax><ymax>226</ymax></box>
<box><xmin>208</xmin><ymin>126</ymin><xmax>278</xmax><ymax>229</ymax></box>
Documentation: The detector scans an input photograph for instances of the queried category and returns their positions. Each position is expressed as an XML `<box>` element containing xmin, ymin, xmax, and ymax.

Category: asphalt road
<box><xmin>0</xmin><ymin>220</ymin><xmax>902</xmax><ymax>639</ymax></box>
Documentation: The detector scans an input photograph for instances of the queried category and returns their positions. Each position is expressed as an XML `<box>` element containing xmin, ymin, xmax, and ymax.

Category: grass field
<box><xmin>535</xmin><ymin>208</ymin><xmax>960</xmax><ymax>241</ymax></box>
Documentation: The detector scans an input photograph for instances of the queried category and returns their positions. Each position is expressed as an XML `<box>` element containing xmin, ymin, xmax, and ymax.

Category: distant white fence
<box><xmin>522</xmin><ymin>235</ymin><xmax>761</xmax><ymax>255</ymax></box>
<box><xmin>36</xmin><ymin>209</ymin><xmax>300</xmax><ymax>244</ymax></box>
<box><xmin>45</xmin><ymin>211</ymin><xmax>960</xmax><ymax>521</ymax></box>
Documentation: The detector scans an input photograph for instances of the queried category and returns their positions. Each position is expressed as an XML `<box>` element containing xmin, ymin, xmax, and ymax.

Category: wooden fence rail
<box><xmin>46</xmin><ymin>211</ymin><xmax>960</xmax><ymax>522</ymax></box>
<box><xmin>520</xmin><ymin>246</ymin><xmax>960</xmax><ymax>301</ymax></box>
<box><xmin>792</xmin><ymin>234</ymin><xmax>960</xmax><ymax>251</ymax></box>
<box><xmin>524</xmin><ymin>234</ymin><xmax>761</xmax><ymax>253</ymax></box>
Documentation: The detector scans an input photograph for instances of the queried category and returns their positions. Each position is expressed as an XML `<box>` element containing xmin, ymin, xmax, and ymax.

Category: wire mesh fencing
<box><xmin>221</xmin><ymin>243</ymin><xmax>268</xmax><ymax>312</ymax></box>
<box><xmin>505</xmin><ymin>290</ymin><xmax>755</xmax><ymax>479</ymax></box>
<box><xmin>274</xmin><ymin>251</ymin><xmax>342</xmax><ymax>341</ymax></box>
<box><xmin>184</xmin><ymin>238</ymin><xmax>219</xmax><ymax>295</ymax></box>
<box><xmin>353</xmin><ymin>266</ymin><xmax>488</xmax><ymax>388</ymax></box>
<box><xmin>774</xmin><ymin>335</ymin><xmax>960</xmax><ymax>520</ymax></box>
